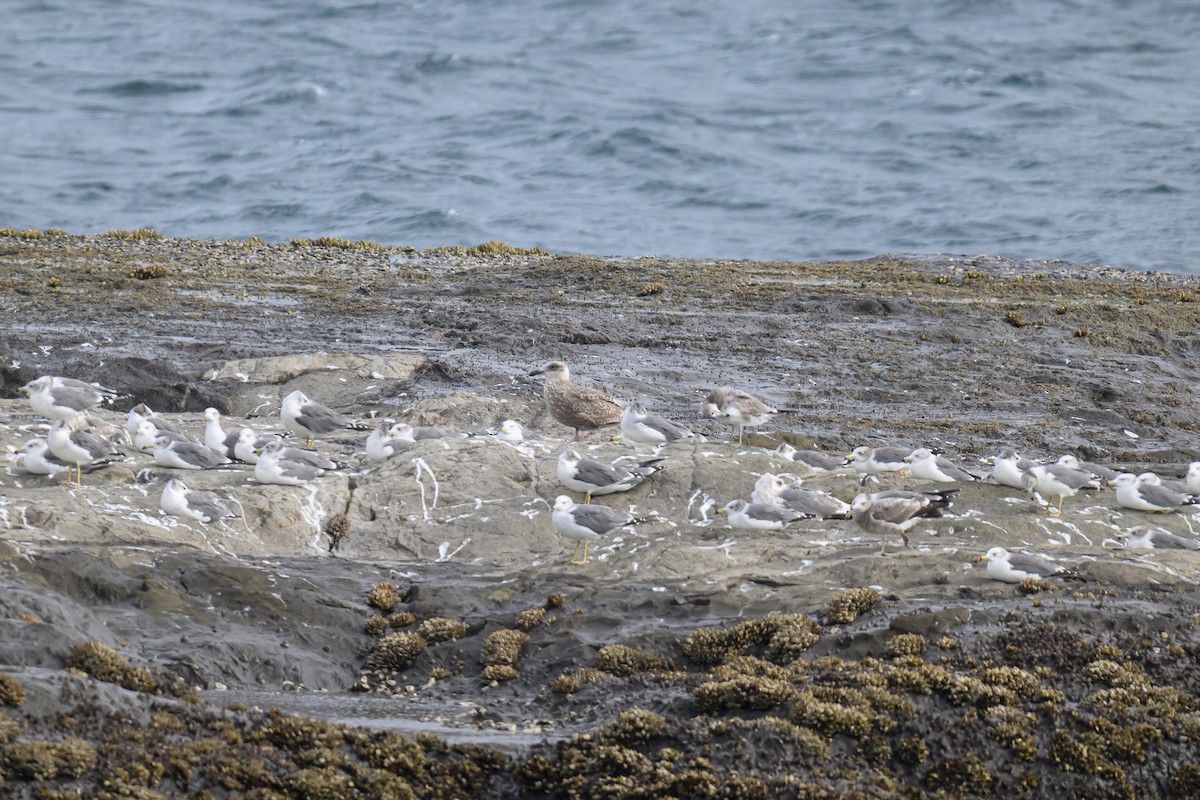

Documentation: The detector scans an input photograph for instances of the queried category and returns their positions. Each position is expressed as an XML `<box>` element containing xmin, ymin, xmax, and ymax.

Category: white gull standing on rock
<box><xmin>47</xmin><ymin>418</ymin><xmax>123</xmax><ymax>487</ymax></box>
<box><xmin>550</xmin><ymin>495</ymin><xmax>646</xmax><ymax>564</ymax></box>
<box><xmin>556</xmin><ymin>449</ymin><xmax>665</xmax><ymax>503</ymax></box>
<box><xmin>281</xmin><ymin>390</ymin><xmax>368</xmax><ymax>449</ymax></box>
<box><xmin>20</xmin><ymin>375</ymin><xmax>120</xmax><ymax>420</ymax></box>
<box><xmin>203</xmin><ymin>408</ymin><xmax>242</xmax><ymax>459</ymax></box>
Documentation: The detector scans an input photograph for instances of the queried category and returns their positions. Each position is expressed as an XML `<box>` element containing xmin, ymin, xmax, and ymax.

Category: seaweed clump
<box><xmin>0</xmin><ymin>738</ymin><xmax>97</xmax><ymax>779</ymax></box>
<box><xmin>65</xmin><ymin>642</ymin><xmax>158</xmax><ymax>693</ymax></box>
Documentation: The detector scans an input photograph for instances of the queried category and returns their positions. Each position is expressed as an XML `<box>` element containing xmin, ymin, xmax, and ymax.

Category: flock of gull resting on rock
<box><xmin>12</xmin><ymin>362</ymin><xmax>1200</xmax><ymax>577</ymax></box>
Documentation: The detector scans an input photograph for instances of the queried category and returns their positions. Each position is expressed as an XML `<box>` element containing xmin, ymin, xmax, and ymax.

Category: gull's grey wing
<box><xmin>935</xmin><ymin>457</ymin><xmax>980</xmax><ymax>481</ymax></box>
<box><xmin>746</xmin><ymin>503</ymin><xmax>807</xmax><ymax>523</ymax></box>
<box><xmin>874</xmin><ymin>447</ymin><xmax>914</xmax><ymax>463</ymax></box>
<box><xmin>281</xmin><ymin>447</ymin><xmax>337</xmax><ymax>470</ymax></box>
<box><xmin>71</xmin><ymin>430</ymin><xmax>118</xmax><ymax>460</ymax></box>
<box><xmin>172</xmin><ymin>442</ymin><xmax>228</xmax><ymax>469</ymax></box>
<box><xmin>1147</xmin><ymin>530</ymin><xmax>1200</xmax><ymax>550</ymax></box>
<box><xmin>568</xmin><ymin>505</ymin><xmax>632</xmax><ymax>535</ymax></box>
<box><xmin>727</xmin><ymin>390</ymin><xmax>774</xmax><ymax>416</ymax></box>
<box><xmin>779</xmin><ymin>488</ymin><xmax>849</xmax><ymax>518</ymax></box>
<box><xmin>1005</xmin><ymin>552</ymin><xmax>1063</xmax><ymax>577</ymax></box>
<box><xmin>51</xmin><ymin>384</ymin><xmax>105</xmax><ymax>412</ymax></box>
<box><xmin>276</xmin><ymin>457</ymin><xmax>325</xmax><ymax>482</ymax></box>
<box><xmin>792</xmin><ymin>450</ymin><xmax>844</xmax><ymax>471</ymax></box>
<box><xmin>1138</xmin><ymin>482</ymin><xmax>1188</xmax><ymax>508</ymax></box>
<box><xmin>186</xmin><ymin>490</ymin><xmax>235</xmax><ymax>521</ymax></box>
<box><xmin>1079</xmin><ymin>461</ymin><xmax>1119</xmax><ymax>482</ymax></box>
<box><xmin>297</xmin><ymin>402</ymin><xmax>353</xmax><ymax>434</ymax></box>
<box><xmin>1044</xmin><ymin>464</ymin><xmax>1098</xmax><ymax>490</ymax></box>
<box><xmin>641</xmin><ymin>413</ymin><xmax>693</xmax><ymax>441</ymax></box>
<box><xmin>573</xmin><ymin>456</ymin><xmax>629</xmax><ymax>487</ymax></box>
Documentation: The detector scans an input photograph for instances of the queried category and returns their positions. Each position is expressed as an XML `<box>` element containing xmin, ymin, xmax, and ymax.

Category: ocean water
<box><xmin>1</xmin><ymin>0</ymin><xmax>1197</xmax><ymax>272</ymax></box>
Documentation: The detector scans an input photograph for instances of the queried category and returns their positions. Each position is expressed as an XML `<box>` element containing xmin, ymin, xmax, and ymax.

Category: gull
<box><xmin>255</xmin><ymin>440</ymin><xmax>327</xmax><ymax>486</ymax></box>
<box><xmin>134</xmin><ymin>421</ymin><xmax>188</xmax><ymax>451</ymax></box>
<box><xmin>281</xmin><ymin>390</ymin><xmax>368</xmax><ymax>449</ymax></box>
<box><xmin>992</xmin><ymin>450</ymin><xmax>1038</xmax><ymax>489</ymax></box>
<box><xmin>160</xmin><ymin>478</ymin><xmax>237</xmax><ymax>525</ymax></box>
<box><xmin>1112</xmin><ymin>473</ymin><xmax>1196</xmax><ymax>513</ymax></box>
<box><xmin>551</xmin><ymin>495</ymin><xmax>646</xmax><ymax>565</ymax></box>
<box><xmin>903</xmin><ymin>448</ymin><xmax>980</xmax><ymax>483</ymax></box>
<box><xmin>846</xmin><ymin>446</ymin><xmax>914</xmax><ymax>476</ymax></box>
<box><xmin>556</xmin><ymin>449</ymin><xmax>665</xmax><ymax>503</ymax></box>
<box><xmin>496</xmin><ymin>419</ymin><xmax>535</xmax><ymax>444</ymax></box>
<box><xmin>47</xmin><ymin>418</ymin><xmax>123</xmax><ymax>487</ymax></box>
<box><xmin>851</xmin><ymin>489</ymin><xmax>956</xmax><ymax>553</ymax></box>
<box><xmin>20</xmin><ymin>375</ymin><xmax>120</xmax><ymax>420</ymax></box>
<box><xmin>1136</xmin><ymin>471</ymin><xmax>1192</xmax><ymax>496</ymax></box>
<box><xmin>1118</xmin><ymin>525</ymin><xmax>1200</xmax><ymax>550</ymax></box>
<box><xmin>390</xmin><ymin>422</ymin><xmax>467</xmax><ymax>442</ymax></box>
<box><xmin>620</xmin><ymin>403</ymin><xmax>697</xmax><ymax>446</ymax></box>
<box><xmin>153</xmin><ymin>436</ymin><xmax>231</xmax><ymax>470</ymax></box>
<box><xmin>1022</xmin><ymin>463</ymin><xmax>1099</xmax><ymax>515</ymax></box>
<box><xmin>751</xmin><ymin>473</ymin><xmax>850</xmax><ymax>519</ymax></box>
<box><xmin>529</xmin><ymin>361</ymin><xmax>624</xmax><ymax>442</ymax></box>
<box><xmin>775</xmin><ymin>443</ymin><xmax>844</xmax><ymax>472</ymax></box>
<box><xmin>233</xmin><ymin>428</ymin><xmax>283</xmax><ymax>465</ymax></box>
<box><xmin>701</xmin><ymin>387</ymin><xmax>783</xmax><ymax>444</ymax></box>
<box><xmin>1186</xmin><ymin>462</ymin><xmax>1200</xmax><ymax>495</ymax></box>
<box><xmin>1056</xmin><ymin>455</ymin><xmax>1119</xmax><ymax>484</ymax></box>
<box><xmin>719</xmin><ymin>499</ymin><xmax>811</xmax><ymax>530</ymax></box>
<box><xmin>126</xmin><ymin>403</ymin><xmax>184</xmax><ymax>440</ymax></box>
<box><xmin>365</xmin><ymin>422</ymin><xmax>412</xmax><ymax>462</ymax></box>
<box><xmin>20</xmin><ymin>439</ymin><xmax>70</xmax><ymax>476</ymax></box>
<box><xmin>981</xmin><ymin>546</ymin><xmax>1083</xmax><ymax>583</ymax></box>
<box><xmin>203</xmin><ymin>408</ymin><xmax>242</xmax><ymax>460</ymax></box>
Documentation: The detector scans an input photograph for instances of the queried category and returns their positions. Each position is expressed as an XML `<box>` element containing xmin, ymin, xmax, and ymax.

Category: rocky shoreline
<box><xmin>1</xmin><ymin>230</ymin><xmax>1199</xmax><ymax>798</ymax></box>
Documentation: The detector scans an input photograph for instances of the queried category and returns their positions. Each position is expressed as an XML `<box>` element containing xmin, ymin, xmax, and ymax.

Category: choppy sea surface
<box><xmin>2</xmin><ymin>0</ymin><xmax>1197</xmax><ymax>271</ymax></box>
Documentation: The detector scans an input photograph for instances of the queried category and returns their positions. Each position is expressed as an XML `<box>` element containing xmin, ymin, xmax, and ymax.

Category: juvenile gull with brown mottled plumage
<box><xmin>530</xmin><ymin>361</ymin><xmax>624</xmax><ymax>441</ymax></box>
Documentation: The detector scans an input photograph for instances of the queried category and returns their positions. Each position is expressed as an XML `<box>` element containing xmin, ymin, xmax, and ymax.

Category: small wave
<box><xmin>86</xmin><ymin>80</ymin><xmax>205</xmax><ymax>97</ymax></box>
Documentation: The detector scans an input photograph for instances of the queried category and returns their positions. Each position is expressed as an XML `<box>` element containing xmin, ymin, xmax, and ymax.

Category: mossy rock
<box><xmin>0</xmin><ymin>675</ymin><xmax>24</xmax><ymax>707</ymax></box>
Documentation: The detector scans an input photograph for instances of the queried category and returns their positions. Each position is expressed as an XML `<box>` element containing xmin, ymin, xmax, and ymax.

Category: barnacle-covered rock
<box><xmin>482</xmin><ymin>629</ymin><xmax>528</xmax><ymax>669</ymax></box>
<box><xmin>365</xmin><ymin>631</ymin><xmax>428</xmax><ymax>671</ymax></box>
<box><xmin>826</xmin><ymin>588</ymin><xmax>882</xmax><ymax>624</ymax></box>
<box><xmin>595</xmin><ymin>644</ymin><xmax>665</xmax><ymax>676</ymax></box>
<box><xmin>367</xmin><ymin>582</ymin><xmax>402</xmax><ymax>613</ymax></box>
<box><xmin>0</xmin><ymin>674</ymin><xmax>24</xmax><ymax>707</ymax></box>
<box><xmin>65</xmin><ymin>642</ymin><xmax>158</xmax><ymax>693</ymax></box>
<box><xmin>416</xmin><ymin>617</ymin><xmax>469</xmax><ymax>643</ymax></box>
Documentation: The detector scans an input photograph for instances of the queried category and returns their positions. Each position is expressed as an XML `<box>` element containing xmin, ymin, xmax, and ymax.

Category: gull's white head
<box><xmin>982</xmin><ymin>546</ymin><xmax>1008</xmax><ymax>562</ymax></box>
<box><xmin>559</xmin><ymin>449</ymin><xmax>582</xmax><ymax>466</ymax></box>
<box><xmin>1114</xmin><ymin>473</ymin><xmax>1139</xmax><ymax>489</ymax></box>
<box><xmin>530</xmin><ymin>361</ymin><xmax>570</xmax><ymax>381</ymax></box>
<box><xmin>850</xmin><ymin>493</ymin><xmax>871</xmax><ymax>515</ymax></box>
<box><xmin>203</xmin><ymin>407</ymin><xmax>221</xmax><ymax>422</ymax></box>
<box><xmin>904</xmin><ymin>448</ymin><xmax>935</xmax><ymax>463</ymax></box>
<box><xmin>553</xmin><ymin>495</ymin><xmax>574</xmax><ymax>512</ymax></box>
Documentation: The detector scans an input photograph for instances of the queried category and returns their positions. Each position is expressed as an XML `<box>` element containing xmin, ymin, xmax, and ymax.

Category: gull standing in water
<box><xmin>702</xmin><ymin>387</ymin><xmax>783</xmax><ymax>444</ymax></box>
<box><xmin>20</xmin><ymin>375</ymin><xmax>120</xmax><ymax>420</ymax></box>
<box><xmin>281</xmin><ymin>390</ymin><xmax>368</xmax><ymax>449</ymax></box>
<box><xmin>529</xmin><ymin>361</ymin><xmax>624</xmax><ymax>442</ymax></box>
<box><xmin>550</xmin><ymin>495</ymin><xmax>645</xmax><ymax>564</ymax></box>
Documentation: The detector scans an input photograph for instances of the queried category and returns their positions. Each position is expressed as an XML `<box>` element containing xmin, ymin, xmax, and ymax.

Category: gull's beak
<box><xmin>903</xmin><ymin>454</ymin><xmax>915</xmax><ymax>463</ymax></box>
<box><xmin>528</xmin><ymin>367</ymin><xmax>545</xmax><ymax>376</ymax></box>
<box><xmin>1107</xmin><ymin>478</ymin><xmax>1119</xmax><ymax>487</ymax></box>
<box><xmin>716</xmin><ymin>507</ymin><xmax>726</xmax><ymax>515</ymax></box>
<box><xmin>980</xmin><ymin>553</ymin><xmax>990</xmax><ymax>562</ymax></box>
<box><xmin>18</xmin><ymin>386</ymin><xmax>29</xmax><ymax>395</ymax></box>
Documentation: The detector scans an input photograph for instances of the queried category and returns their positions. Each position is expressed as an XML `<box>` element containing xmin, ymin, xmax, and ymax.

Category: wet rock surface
<box><xmin>1</xmin><ymin>232</ymin><xmax>1200</xmax><ymax>797</ymax></box>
